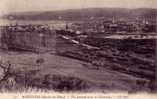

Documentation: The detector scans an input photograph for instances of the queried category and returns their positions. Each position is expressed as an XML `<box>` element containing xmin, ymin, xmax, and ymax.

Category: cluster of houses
<box><xmin>0</xmin><ymin>18</ymin><xmax>156</xmax><ymax>52</ymax></box>
<box><xmin>69</xmin><ymin>18</ymin><xmax>157</xmax><ymax>34</ymax></box>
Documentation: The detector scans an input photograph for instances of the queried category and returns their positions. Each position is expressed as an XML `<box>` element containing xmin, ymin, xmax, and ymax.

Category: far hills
<box><xmin>2</xmin><ymin>8</ymin><xmax>157</xmax><ymax>21</ymax></box>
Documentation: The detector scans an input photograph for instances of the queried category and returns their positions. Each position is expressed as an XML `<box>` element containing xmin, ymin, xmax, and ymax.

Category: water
<box><xmin>0</xmin><ymin>19</ymin><xmax>69</xmax><ymax>30</ymax></box>
<box><xmin>0</xmin><ymin>19</ymin><xmax>68</xmax><ymax>26</ymax></box>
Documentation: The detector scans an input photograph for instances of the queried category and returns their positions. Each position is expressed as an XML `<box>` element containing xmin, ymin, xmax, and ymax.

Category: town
<box><xmin>0</xmin><ymin>9</ymin><xmax>157</xmax><ymax>92</ymax></box>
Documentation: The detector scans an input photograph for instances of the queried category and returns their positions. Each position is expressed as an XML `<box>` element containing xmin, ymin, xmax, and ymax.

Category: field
<box><xmin>0</xmin><ymin>19</ymin><xmax>156</xmax><ymax>93</ymax></box>
<box><xmin>0</xmin><ymin>49</ymin><xmax>151</xmax><ymax>92</ymax></box>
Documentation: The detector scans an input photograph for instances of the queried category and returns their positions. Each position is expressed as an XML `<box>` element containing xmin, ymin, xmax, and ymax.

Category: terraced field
<box><xmin>56</xmin><ymin>36</ymin><xmax>156</xmax><ymax>92</ymax></box>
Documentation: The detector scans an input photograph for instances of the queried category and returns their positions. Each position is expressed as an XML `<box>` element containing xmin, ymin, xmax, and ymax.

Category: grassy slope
<box><xmin>0</xmin><ymin>51</ymin><xmax>150</xmax><ymax>92</ymax></box>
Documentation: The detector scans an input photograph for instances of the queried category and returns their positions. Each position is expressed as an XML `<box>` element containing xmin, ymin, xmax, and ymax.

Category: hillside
<box><xmin>3</xmin><ymin>8</ymin><xmax>157</xmax><ymax>20</ymax></box>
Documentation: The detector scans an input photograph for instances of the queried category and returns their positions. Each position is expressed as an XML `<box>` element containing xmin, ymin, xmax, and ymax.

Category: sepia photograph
<box><xmin>0</xmin><ymin>0</ymin><xmax>157</xmax><ymax>96</ymax></box>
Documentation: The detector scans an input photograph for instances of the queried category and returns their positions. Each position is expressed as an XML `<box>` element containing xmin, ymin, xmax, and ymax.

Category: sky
<box><xmin>0</xmin><ymin>0</ymin><xmax>157</xmax><ymax>15</ymax></box>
